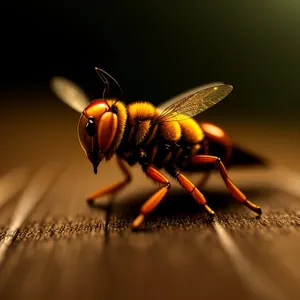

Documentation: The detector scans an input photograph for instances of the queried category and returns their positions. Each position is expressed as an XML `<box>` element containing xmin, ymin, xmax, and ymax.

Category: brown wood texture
<box><xmin>0</xmin><ymin>88</ymin><xmax>300</xmax><ymax>300</ymax></box>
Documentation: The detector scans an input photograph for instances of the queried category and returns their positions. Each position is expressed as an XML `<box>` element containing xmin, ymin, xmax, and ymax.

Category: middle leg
<box><xmin>167</xmin><ymin>165</ymin><xmax>215</xmax><ymax>215</ymax></box>
<box><xmin>132</xmin><ymin>164</ymin><xmax>171</xmax><ymax>229</ymax></box>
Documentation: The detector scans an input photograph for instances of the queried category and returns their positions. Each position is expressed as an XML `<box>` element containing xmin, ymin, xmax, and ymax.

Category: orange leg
<box><xmin>87</xmin><ymin>157</ymin><xmax>132</xmax><ymax>205</ymax></box>
<box><xmin>167</xmin><ymin>166</ymin><xmax>215</xmax><ymax>215</ymax></box>
<box><xmin>132</xmin><ymin>164</ymin><xmax>170</xmax><ymax>229</ymax></box>
<box><xmin>196</xmin><ymin>122</ymin><xmax>233</xmax><ymax>189</ymax></box>
<box><xmin>191</xmin><ymin>155</ymin><xmax>262</xmax><ymax>215</ymax></box>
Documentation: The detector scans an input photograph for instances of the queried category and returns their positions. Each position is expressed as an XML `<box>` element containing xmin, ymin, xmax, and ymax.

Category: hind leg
<box><xmin>190</xmin><ymin>155</ymin><xmax>262</xmax><ymax>215</ymax></box>
<box><xmin>197</xmin><ymin>171</ymin><xmax>211</xmax><ymax>189</ymax></box>
<box><xmin>196</xmin><ymin>122</ymin><xmax>233</xmax><ymax>188</ymax></box>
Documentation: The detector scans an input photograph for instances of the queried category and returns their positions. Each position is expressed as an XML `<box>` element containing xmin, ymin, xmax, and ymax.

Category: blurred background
<box><xmin>1</xmin><ymin>1</ymin><xmax>300</xmax><ymax>120</ymax></box>
<box><xmin>1</xmin><ymin>1</ymin><xmax>300</xmax><ymax>300</ymax></box>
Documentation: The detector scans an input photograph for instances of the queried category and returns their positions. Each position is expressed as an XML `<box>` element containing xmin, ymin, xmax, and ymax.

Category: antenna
<box><xmin>95</xmin><ymin>67</ymin><xmax>123</xmax><ymax>105</ymax></box>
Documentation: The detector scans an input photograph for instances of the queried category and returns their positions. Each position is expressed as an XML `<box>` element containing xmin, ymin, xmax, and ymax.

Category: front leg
<box><xmin>87</xmin><ymin>157</ymin><xmax>132</xmax><ymax>205</ymax></box>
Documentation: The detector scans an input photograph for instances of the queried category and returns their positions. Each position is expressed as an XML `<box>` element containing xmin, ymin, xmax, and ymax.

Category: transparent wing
<box><xmin>50</xmin><ymin>77</ymin><xmax>90</xmax><ymax>113</ymax></box>
<box><xmin>155</xmin><ymin>84</ymin><xmax>233</xmax><ymax>123</ymax></box>
<box><xmin>157</xmin><ymin>82</ymin><xmax>224</xmax><ymax>112</ymax></box>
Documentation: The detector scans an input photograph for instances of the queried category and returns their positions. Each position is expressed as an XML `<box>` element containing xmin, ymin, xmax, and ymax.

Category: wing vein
<box><xmin>155</xmin><ymin>84</ymin><xmax>233</xmax><ymax>123</ymax></box>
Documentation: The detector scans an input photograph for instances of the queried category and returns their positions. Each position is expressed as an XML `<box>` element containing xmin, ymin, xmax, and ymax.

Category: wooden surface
<box><xmin>0</xmin><ymin>88</ymin><xmax>300</xmax><ymax>300</ymax></box>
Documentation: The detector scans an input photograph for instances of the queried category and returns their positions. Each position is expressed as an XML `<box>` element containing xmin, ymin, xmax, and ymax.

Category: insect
<box><xmin>51</xmin><ymin>68</ymin><xmax>262</xmax><ymax>229</ymax></box>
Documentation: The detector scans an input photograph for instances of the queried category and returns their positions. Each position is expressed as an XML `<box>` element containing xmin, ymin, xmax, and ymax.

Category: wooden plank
<box><xmin>1</xmin><ymin>89</ymin><xmax>300</xmax><ymax>300</ymax></box>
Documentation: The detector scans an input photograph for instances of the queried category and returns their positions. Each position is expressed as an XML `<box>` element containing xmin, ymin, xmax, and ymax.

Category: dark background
<box><xmin>1</xmin><ymin>1</ymin><xmax>300</xmax><ymax>121</ymax></box>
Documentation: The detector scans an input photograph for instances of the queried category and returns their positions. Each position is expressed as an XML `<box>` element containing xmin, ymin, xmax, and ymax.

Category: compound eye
<box><xmin>85</xmin><ymin>116</ymin><xmax>97</xmax><ymax>136</ymax></box>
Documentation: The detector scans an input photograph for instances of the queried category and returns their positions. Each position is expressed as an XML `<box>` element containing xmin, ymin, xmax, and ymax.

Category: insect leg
<box><xmin>197</xmin><ymin>171</ymin><xmax>211</xmax><ymax>189</ymax></box>
<box><xmin>196</xmin><ymin>122</ymin><xmax>233</xmax><ymax>188</ymax></box>
<box><xmin>132</xmin><ymin>164</ymin><xmax>170</xmax><ymax>229</ymax></box>
<box><xmin>87</xmin><ymin>157</ymin><xmax>132</xmax><ymax>205</ymax></box>
<box><xmin>167</xmin><ymin>166</ymin><xmax>215</xmax><ymax>215</ymax></box>
<box><xmin>190</xmin><ymin>155</ymin><xmax>262</xmax><ymax>215</ymax></box>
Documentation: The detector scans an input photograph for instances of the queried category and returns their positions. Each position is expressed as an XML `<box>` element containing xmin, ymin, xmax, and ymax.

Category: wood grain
<box><xmin>0</xmin><ymin>88</ymin><xmax>300</xmax><ymax>300</ymax></box>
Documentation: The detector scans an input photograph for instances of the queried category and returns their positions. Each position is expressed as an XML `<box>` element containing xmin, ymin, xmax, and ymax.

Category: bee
<box><xmin>51</xmin><ymin>68</ymin><xmax>262</xmax><ymax>229</ymax></box>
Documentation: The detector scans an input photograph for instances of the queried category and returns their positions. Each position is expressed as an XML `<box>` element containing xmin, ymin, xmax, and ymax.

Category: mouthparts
<box><xmin>93</xmin><ymin>165</ymin><xmax>98</xmax><ymax>174</ymax></box>
<box><xmin>87</xmin><ymin>150</ymin><xmax>102</xmax><ymax>175</ymax></box>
